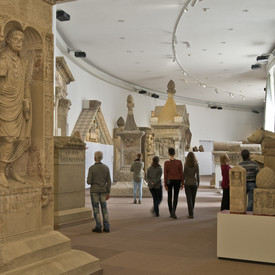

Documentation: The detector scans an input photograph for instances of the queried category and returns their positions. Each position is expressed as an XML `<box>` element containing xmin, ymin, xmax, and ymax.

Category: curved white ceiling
<box><xmin>56</xmin><ymin>0</ymin><xmax>275</xmax><ymax>111</ymax></box>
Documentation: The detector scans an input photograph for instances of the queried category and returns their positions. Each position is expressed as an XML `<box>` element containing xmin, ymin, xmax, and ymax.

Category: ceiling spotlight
<box><xmin>251</xmin><ymin>64</ymin><xmax>261</xmax><ymax>70</ymax></box>
<box><xmin>56</xmin><ymin>9</ymin><xmax>70</xmax><ymax>21</ymax></box>
<box><xmin>256</xmin><ymin>54</ymin><xmax>269</xmax><ymax>63</ymax></box>
<box><xmin>229</xmin><ymin>92</ymin><xmax>234</xmax><ymax>98</ymax></box>
<box><xmin>68</xmin><ymin>48</ymin><xmax>86</xmax><ymax>58</ymax></box>
<box><xmin>183</xmin><ymin>71</ymin><xmax>187</xmax><ymax>76</ymax></box>
<box><xmin>215</xmin><ymin>88</ymin><xmax>218</xmax><ymax>94</ymax></box>
<box><xmin>151</xmin><ymin>94</ymin><xmax>159</xmax><ymax>98</ymax></box>
<box><xmin>74</xmin><ymin>51</ymin><xmax>86</xmax><ymax>58</ymax></box>
<box><xmin>139</xmin><ymin>90</ymin><xmax>147</xmax><ymax>94</ymax></box>
<box><xmin>252</xmin><ymin>110</ymin><xmax>259</xmax><ymax>114</ymax></box>
<box><xmin>183</xmin><ymin>41</ymin><xmax>191</xmax><ymax>48</ymax></box>
<box><xmin>183</xmin><ymin>8</ymin><xmax>188</xmax><ymax>13</ymax></box>
<box><xmin>202</xmin><ymin>84</ymin><xmax>207</xmax><ymax>88</ymax></box>
<box><xmin>217</xmin><ymin>106</ymin><xmax>223</xmax><ymax>110</ymax></box>
<box><xmin>210</xmin><ymin>106</ymin><xmax>217</xmax><ymax>109</ymax></box>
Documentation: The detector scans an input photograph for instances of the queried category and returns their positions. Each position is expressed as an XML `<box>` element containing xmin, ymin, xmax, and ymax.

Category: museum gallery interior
<box><xmin>0</xmin><ymin>0</ymin><xmax>275</xmax><ymax>274</ymax></box>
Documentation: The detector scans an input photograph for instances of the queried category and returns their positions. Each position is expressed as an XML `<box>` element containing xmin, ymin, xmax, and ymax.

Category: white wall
<box><xmin>55</xmin><ymin>48</ymin><xmax>264</xmax><ymax>149</ymax></box>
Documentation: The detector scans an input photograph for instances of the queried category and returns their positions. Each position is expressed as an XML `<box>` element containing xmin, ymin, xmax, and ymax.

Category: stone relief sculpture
<box><xmin>0</xmin><ymin>29</ymin><xmax>32</xmax><ymax>187</ymax></box>
<box><xmin>229</xmin><ymin>165</ymin><xmax>247</xmax><ymax>213</ymax></box>
<box><xmin>150</xmin><ymin>80</ymin><xmax>190</xmax><ymax>166</ymax></box>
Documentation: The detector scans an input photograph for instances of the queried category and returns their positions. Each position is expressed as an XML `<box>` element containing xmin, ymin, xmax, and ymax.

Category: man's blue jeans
<box><xmin>247</xmin><ymin>181</ymin><xmax>256</xmax><ymax>211</ymax></box>
<box><xmin>90</xmin><ymin>192</ymin><xmax>110</xmax><ymax>230</ymax></box>
<box><xmin>133</xmin><ymin>180</ymin><xmax>143</xmax><ymax>201</ymax></box>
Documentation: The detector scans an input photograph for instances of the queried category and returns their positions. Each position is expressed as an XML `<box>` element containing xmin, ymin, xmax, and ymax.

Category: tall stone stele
<box><xmin>112</xmin><ymin>95</ymin><xmax>150</xmax><ymax>196</ymax></box>
<box><xmin>150</xmin><ymin>80</ymin><xmax>191</xmax><ymax>166</ymax></box>
<box><xmin>229</xmin><ymin>165</ymin><xmax>247</xmax><ymax>213</ymax></box>
<box><xmin>0</xmin><ymin>0</ymin><xmax>101</xmax><ymax>274</ymax></box>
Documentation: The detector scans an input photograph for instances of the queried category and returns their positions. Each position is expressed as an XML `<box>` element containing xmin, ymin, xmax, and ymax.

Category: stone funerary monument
<box><xmin>0</xmin><ymin>0</ymin><xmax>101</xmax><ymax>274</ymax></box>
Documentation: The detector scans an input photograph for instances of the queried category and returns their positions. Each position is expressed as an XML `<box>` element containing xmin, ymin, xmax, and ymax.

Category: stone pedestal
<box><xmin>54</xmin><ymin>136</ymin><xmax>92</xmax><ymax>229</ymax></box>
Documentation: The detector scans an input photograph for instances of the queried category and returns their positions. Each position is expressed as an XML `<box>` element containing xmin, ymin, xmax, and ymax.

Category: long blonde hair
<box><xmin>185</xmin><ymin>152</ymin><xmax>197</xmax><ymax>167</ymax></box>
<box><xmin>220</xmin><ymin>154</ymin><xmax>229</xmax><ymax>165</ymax></box>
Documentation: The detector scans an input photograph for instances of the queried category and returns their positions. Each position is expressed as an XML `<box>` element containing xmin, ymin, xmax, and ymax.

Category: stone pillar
<box><xmin>229</xmin><ymin>165</ymin><xmax>247</xmax><ymax>213</ymax></box>
<box><xmin>112</xmin><ymin>95</ymin><xmax>150</xmax><ymax>197</ymax></box>
<box><xmin>0</xmin><ymin>1</ymin><xmax>101</xmax><ymax>273</ymax></box>
<box><xmin>54</xmin><ymin>136</ymin><xmax>92</xmax><ymax>229</ymax></box>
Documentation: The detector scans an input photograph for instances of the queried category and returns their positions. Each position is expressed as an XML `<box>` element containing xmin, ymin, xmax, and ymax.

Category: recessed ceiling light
<box><xmin>221</xmin><ymin>41</ymin><xmax>226</xmax><ymax>44</ymax></box>
<box><xmin>218</xmin><ymin>53</ymin><xmax>222</xmax><ymax>55</ymax></box>
<box><xmin>203</xmin><ymin>8</ymin><xmax>210</xmax><ymax>12</ymax></box>
<box><xmin>126</xmin><ymin>50</ymin><xmax>132</xmax><ymax>53</ymax></box>
<box><xmin>220</xmin><ymin>62</ymin><xmax>224</xmax><ymax>64</ymax></box>
<box><xmin>228</xmin><ymin>28</ymin><xmax>234</xmax><ymax>31</ymax></box>
<box><xmin>242</xmin><ymin>9</ymin><xmax>248</xmax><ymax>12</ymax></box>
<box><xmin>120</xmin><ymin>37</ymin><xmax>125</xmax><ymax>39</ymax></box>
<box><xmin>202</xmin><ymin>49</ymin><xmax>207</xmax><ymax>51</ymax></box>
<box><xmin>188</xmin><ymin>54</ymin><xmax>192</xmax><ymax>56</ymax></box>
<box><xmin>118</xmin><ymin>19</ymin><xmax>124</xmax><ymax>23</ymax></box>
<box><xmin>135</xmin><ymin>62</ymin><xmax>140</xmax><ymax>64</ymax></box>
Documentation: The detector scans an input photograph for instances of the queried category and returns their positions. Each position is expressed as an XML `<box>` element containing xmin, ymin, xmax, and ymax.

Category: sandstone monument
<box><xmin>0</xmin><ymin>1</ymin><xmax>101</xmax><ymax>273</ymax></box>
<box><xmin>150</xmin><ymin>80</ymin><xmax>191</xmax><ymax>167</ymax></box>
<box><xmin>229</xmin><ymin>166</ymin><xmax>247</xmax><ymax>213</ymax></box>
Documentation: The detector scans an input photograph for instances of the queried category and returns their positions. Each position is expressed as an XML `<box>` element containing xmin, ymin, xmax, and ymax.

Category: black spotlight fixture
<box><xmin>151</xmin><ymin>93</ymin><xmax>159</xmax><ymax>98</ymax></box>
<box><xmin>139</xmin><ymin>90</ymin><xmax>147</xmax><ymax>94</ymax></box>
<box><xmin>217</xmin><ymin>106</ymin><xmax>223</xmax><ymax>110</ymax></box>
<box><xmin>74</xmin><ymin>51</ymin><xmax>86</xmax><ymax>58</ymax></box>
<box><xmin>256</xmin><ymin>54</ymin><xmax>269</xmax><ymax>62</ymax></box>
<box><xmin>252</xmin><ymin>110</ymin><xmax>259</xmax><ymax>114</ymax></box>
<box><xmin>56</xmin><ymin>10</ymin><xmax>70</xmax><ymax>21</ymax></box>
<box><xmin>210</xmin><ymin>106</ymin><xmax>217</xmax><ymax>109</ymax></box>
<box><xmin>251</xmin><ymin>64</ymin><xmax>261</xmax><ymax>70</ymax></box>
<box><xmin>68</xmin><ymin>49</ymin><xmax>86</xmax><ymax>58</ymax></box>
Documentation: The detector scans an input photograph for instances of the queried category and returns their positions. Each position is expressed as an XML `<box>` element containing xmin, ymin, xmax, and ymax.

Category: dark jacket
<box><xmin>147</xmin><ymin>165</ymin><xmax>162</xmax><ymax>190</ymax></box>
<box><xmin>87</xmin><ymin>162</ymin><xmax>111</xmax><ymax>194</ymax></box>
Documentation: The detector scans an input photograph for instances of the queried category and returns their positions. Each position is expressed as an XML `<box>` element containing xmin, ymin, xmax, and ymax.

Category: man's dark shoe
<box><xmin>103</xmin><ymin>228</ymin><xmax>110</xmax><ymax>233</ymax></box>
<box><xmin>133</xmin><ymin>200</ymin><xmax>137</xmax><ymax>204</ymax></box>
<box><xmin>92</xmin><ymin>227</ymin><xmax>102</xmax><ymax>233</ymax></box>
<box><xmin>171</xmin><ymin>212</ymin><xmax>177</xmax><ymax>219</ymax></box>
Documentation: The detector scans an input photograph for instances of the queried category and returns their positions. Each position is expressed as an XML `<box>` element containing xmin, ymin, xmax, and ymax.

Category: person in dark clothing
<box><xmin>164</xmin><ymin>148</ymin><xmax>184</xmax><ymax>219</ymax></box>
<box><xmin>183</xmin><ymin>152</ymin><xmax>200</xmax><ymax>218</ymax></box>
<box><xmin>147</xmin><ymin>156</ymin><xmax>163</xmax><ymax>217</ymax></box>
<box><xmin>87</xmin><ymin>151</ymin><xmax>111</xmax><ymax>233</ymax></box>
<box><xmin>220</xmin><ymin>153</ymin><xmax>231</xmax><ymax>211</ymax></box>
<box><xmin>239</xmin><ymin>149</ymin><xmax>259</xmax><ymax>211</ymax></box>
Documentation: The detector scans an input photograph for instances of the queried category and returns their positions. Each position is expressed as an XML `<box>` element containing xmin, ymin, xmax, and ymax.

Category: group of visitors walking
<box><xmin>86</xmin><ymin>147</ymin><xmax>260</xmax><ymax>233</ymax></box>
<box><xmin>86</xmin><ymin>148</ymin><xmax>200</xmax><ymax>233</ymax></box>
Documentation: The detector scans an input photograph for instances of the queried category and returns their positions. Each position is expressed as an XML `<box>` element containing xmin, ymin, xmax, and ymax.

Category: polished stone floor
<box><xmin>59</xmin><ymin>176</ymin><xmax>275</xmax><ymax>275</ymax></box>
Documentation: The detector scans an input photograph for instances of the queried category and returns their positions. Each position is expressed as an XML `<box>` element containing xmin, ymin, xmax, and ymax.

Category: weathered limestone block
<box><xmin>256</xmin><ymin>167</ymin><xmax>275</xmax><ymax>189</ymax></box>
<box><xmin>229</xmin><ymin>166</ymin><xmax>247</xmax><ymax>213</ymax></box>
<box><xmin>254</xmin><ymin>189</ymin><xmax>275</xmax><ymax>215</ymax></box>
<box><xmin>54</xmin><ymin>136</ymin><xmax>92</xmax><ymax>229</ymax></box>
